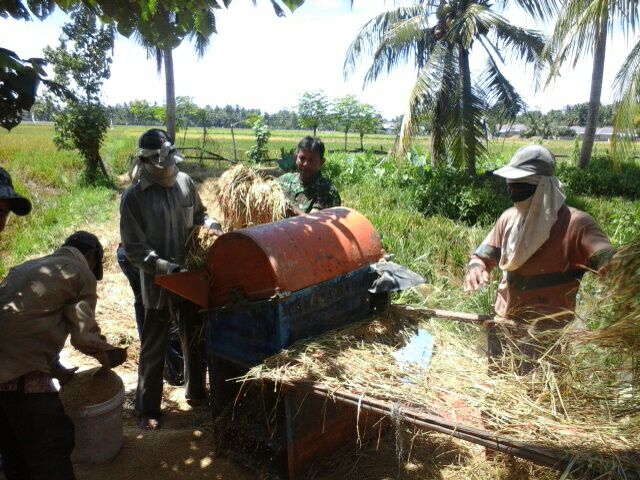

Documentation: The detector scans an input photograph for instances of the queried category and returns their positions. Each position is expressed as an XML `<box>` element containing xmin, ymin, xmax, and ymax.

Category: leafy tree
<box><xmin>344</xmin><ymin>0</ymin><xmax>551</xmax><ymax>174</ymax></box>
<box><xmin>547</xmin><ymin>0</ymin><xmax>638</xmax><ymax>168</ymax></box>
<box><xmin>297</xmin><ymin>90</ymin><xmax>329</xmax><ymax>136</ymax></box>
<box><xmin>333</xmin><ymin>95</ymin><xmax>361</xmax><ymax>151</ymax></box>
<box><xmin>353</xmin><ymin>103</ymin><xmax>381</xmax><ymax>150</ymax></box>
<box><xmin>175</xmin><ymin>96</ymin><xmax>200</xmax><ymax>131</ymax></box>
<box><xmin>246</xmin><ymin>116</ymin><xmax>271</xmax><ymax>163</ymax></box>
<box><xmin>128</xmin><ymin>100</ymin><xmax>156</xmax><ymax>125</ymax></box>
<box><xmin>0</xmin><ymin>0</ymin><xmax>308</xmax><ymax>130</ymax></box>
<box><xmin>44</xmin><ymin>7</ymin><xmax>114</xmax><ymax>183</ymax></box>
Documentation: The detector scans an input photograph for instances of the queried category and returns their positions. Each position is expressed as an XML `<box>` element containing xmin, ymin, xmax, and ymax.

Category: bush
<box><xmin>557</xmin><ymin>155</ymin><xmax>640</xmax><ymax>199</ymax></box>
<box><xmin>415</xmin><ymin>168</ymin><xmax>511</xmax><ymax>225</ymax></box>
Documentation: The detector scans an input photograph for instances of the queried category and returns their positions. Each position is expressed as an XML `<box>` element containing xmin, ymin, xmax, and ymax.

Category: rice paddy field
<box><xmin>1</xmin><ymin>122</ymin><xmax>639</xmax><ymax>479</ymax></box>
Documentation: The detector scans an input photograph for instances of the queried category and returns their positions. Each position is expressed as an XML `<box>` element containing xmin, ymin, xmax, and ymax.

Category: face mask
<box><xmin>508</xmin><ymin>183</ymin><xmax>537</xmax><ymax>203</ymax></box>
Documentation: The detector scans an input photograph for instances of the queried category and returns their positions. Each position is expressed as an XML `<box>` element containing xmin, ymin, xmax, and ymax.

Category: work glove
<box><xmin>157</xmin><ymin>259</ymin><xmax>186</xmax><ymax>274</ymax></box>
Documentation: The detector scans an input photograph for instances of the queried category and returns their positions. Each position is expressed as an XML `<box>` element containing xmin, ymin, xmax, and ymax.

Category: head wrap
<box><xmin>499</xmin><ymin>175</ymin><xmax>566</xmax><ymax>271</ymax></box>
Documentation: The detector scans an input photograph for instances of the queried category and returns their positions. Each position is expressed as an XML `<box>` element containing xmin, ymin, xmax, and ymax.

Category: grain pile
<box><xmin>60</xmin><ymin>367</ymin><xmax>124</xmax><ymax>412</ymax></box>
<box><xmin>243</xmin><ymin>305</ymin><xmax>640</xmax><ymax>478</ymax></box>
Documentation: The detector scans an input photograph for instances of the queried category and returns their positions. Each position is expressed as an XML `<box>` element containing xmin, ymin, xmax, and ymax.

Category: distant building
<box><xmin>568</xmin><ymin>126</ymin><xmax>615</xmax><ymax>141</ymax></box>
<box><xmin>495</xmin><ymin>123</ymin><xmax>528</xmax><ymax>137</ymax></box>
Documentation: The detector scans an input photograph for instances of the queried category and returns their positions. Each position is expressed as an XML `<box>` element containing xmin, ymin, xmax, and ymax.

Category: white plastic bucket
<box><xmin>69</xmin><ymin>385</ymin><xmax>125</xmax><ymax>463</ymax></box>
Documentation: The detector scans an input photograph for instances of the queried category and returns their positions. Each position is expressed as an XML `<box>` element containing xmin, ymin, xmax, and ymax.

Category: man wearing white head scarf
<box><xmin>120</xmin><ymin>129</ymin><xmax>223</xmax><ymax>429</ymax></box>
<box><xmin>463</xmin><ymin>145</ymin><xmax>614</xmax><ymax>369</ymax></box>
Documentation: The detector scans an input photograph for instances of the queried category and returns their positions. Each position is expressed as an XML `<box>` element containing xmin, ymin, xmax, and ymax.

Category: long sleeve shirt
<box><xmin>0</xmin><ymin>247</ymin><xmax>115</xmax><ymax>384</ymax></box>
<box><xmin>119</xmin><ymin>172</ymin><xmax>209</xmax><ymax>310</ymax></box>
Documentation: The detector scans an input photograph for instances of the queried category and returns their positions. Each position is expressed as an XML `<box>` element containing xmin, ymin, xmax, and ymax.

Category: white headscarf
<box><xmin>135</xmin><ymin>141</ymin><xmax>184</xmax><ymax>188</ymax></box>
<box><xmin>499</xmin><ymin>175</ymin><xmax>566</xmax><ymax>271</ymax></box>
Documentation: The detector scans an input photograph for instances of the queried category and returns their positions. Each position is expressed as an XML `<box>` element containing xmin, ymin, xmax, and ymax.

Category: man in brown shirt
<box><xmin>464</xmin><ymin>145</ymin><xmax>614</xmax><ymax>370</ymax></box>
<box><xmin>0</xmin><ymin>231</ymin><xmax>126</xmax><ymax>479</ymax></box>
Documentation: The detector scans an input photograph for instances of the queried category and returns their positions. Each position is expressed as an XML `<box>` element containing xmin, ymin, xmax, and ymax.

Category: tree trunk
<box><xmin>579</xmin><ymin>10</ymin><xmax>608</xmax><ymax>169</ymax></box>
<box><xmin>344</xmin><ymin>129</ymin><xmax>348</xmax><ymax>151</ymax></box>
<box><xmin>313</xmin><ymin>125</ymin><xmax>317</xmax><ymax>137</ymax></box>
<box><xmin>164</xmin><ymin>49</ymin><xmax>176</xmax><ymax>143</ymax></box>
<box><xmin>460</xmin><ymin>47</ymin><xmax>476</xmax><ymax>176</ymax></box>
<box><xmin>360</xmin><ymin>133</ymin><xmax>364</xmax><ymax>151</ymax></box>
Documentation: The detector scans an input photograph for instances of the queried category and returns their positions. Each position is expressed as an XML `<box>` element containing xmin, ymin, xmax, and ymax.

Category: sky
<box><xmin>0</xmin><ymin>0</ymin><xmax>633</xmax><ymax>119</ymax></box>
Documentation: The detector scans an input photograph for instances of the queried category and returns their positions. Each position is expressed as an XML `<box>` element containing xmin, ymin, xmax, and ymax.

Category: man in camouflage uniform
<box><xmin>278</xmin><ymin>136</ymin><xmax>341</xmax><ymax>215</ymax></box>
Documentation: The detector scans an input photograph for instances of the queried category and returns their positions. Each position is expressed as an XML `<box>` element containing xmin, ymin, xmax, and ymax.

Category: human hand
<box><xmin>206</xmin><ymin>226</ymin><xmax>223</xmax><ymax>238</ymax></box>
<box><xmin>94</xmin><ymin>348</ymin><xmax>128</xmax><ymax>369</ymax></box>
<box><xmin>51</xmin><ymin>364</ymin><xmax>79</xmax><ymax>385</ymax></box>
<box><xmin>463</xmin><ymin>263</ymin><xmax>489</xmax><ymax>292</ymax></box>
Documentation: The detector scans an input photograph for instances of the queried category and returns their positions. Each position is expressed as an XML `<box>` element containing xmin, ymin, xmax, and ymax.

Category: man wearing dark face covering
<box><xmin>0</xmin><ymin>231</ymin><xmax>127</xmax><ymax>479</ymax></box>
<box><xmin>120</xmin><ymin>129</ymin><xmax>222</xmax><ymax>430</ymax></box>
<box><xmin>463</xmin><ymin>145</ymin><xmax>614</xmax><ymax>371</ymax></box>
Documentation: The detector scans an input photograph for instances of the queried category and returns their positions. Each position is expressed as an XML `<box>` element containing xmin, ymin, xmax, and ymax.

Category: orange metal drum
<box><xmin>207</xmin><ymin>207</ymin><xmax>383</xmax><ymax>307</ymax></box>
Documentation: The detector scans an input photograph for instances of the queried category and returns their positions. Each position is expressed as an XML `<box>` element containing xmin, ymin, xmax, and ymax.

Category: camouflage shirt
<box><xmin>278</xmin><ymin>172</ymin><xmax>341</xmax><ymax>213</ymax></box>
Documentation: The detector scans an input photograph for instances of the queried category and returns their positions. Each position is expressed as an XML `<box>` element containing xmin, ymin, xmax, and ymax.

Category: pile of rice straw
<box><xmin>185</xmin><ymin>165</ymin><xmax>289</xmax><ymax>269</ymax></box>
<box><xmin>582</xmin><ymin>240</ymin><xmax>640</xmax><ymax>364</ymax></box>
<box><xmin>215</xmin><ymin>164</ymin><xmax>288</xmax><ymax>231</ymax></box>
<box><xmin>243</xmin><ymin>305</ymin><xmax>640</xmax><ymax>478</ymax></box>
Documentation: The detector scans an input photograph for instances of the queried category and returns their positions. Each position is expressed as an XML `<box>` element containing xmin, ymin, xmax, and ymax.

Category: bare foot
<box><xmin>139</xmin><ymin>417</ymin><xmax>161</xmax><ymax>430</ymax></box>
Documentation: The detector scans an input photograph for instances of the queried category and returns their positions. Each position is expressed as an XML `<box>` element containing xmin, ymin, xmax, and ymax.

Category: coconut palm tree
<box><xmin>548</xmin><ymin>0</ymin><xmax>639</xmax><ymax>168</ymax></box>
<box><xmin>344</xmin><ymin>0</ymin><xmax>553</xmax><ymax>175</ymax></box>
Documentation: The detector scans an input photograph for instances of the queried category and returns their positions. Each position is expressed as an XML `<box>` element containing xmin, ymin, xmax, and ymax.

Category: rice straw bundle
<box><xmin>243</xmin><ymin>306</ymin><xmax>640</xmax><ymax>477</ymax></box>
<box><xmin>184</xmin><ymin>225</ymin><xmax>216</xmax><ymax>270</ymax></box>
<box><xmin>185</xmin><ymin>165</ymin><xmax>288</xmax><ymax>269</ymax></box>
<box><xmin>217</xmin><ymin>164</ymin><xmax>288</xmax><ymax>231</ymax></box>
<box><xmin>582</xmin><ymin>240</ymin><xmax>640</xmax><ymax>360</ymax></box>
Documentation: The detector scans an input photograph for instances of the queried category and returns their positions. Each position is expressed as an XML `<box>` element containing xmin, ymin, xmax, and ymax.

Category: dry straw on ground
<box><xmin>243</xmin><ymin>302</ymin><xmax>640</xmax><ymax>478</ymax></box>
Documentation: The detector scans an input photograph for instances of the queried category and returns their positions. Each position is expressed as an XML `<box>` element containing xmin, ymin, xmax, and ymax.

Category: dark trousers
<box><xmin>117</xmin><ymin>248</ymin><xmax>184</xmax><ymax>385</ymax></box>
<box><xmin>0</xmin><ymin>391</ymin><xmax>75</xmax><ymax>480</ymax></box>
<box><xmin>135</xmin><ymin>305</ymin><xmax>207</xmax><ymax>418</ymax></box>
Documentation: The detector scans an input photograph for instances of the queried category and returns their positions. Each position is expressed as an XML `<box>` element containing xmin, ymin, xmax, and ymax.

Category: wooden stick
<box><xmin>277</xmin><ymin>380</ymin><xmax>638</xmax><ymax>478</ymax></box>
<box><xmin>396</xmin><ymin>305</ymin><xmax>492</xmax><ymax>324</ymax></box>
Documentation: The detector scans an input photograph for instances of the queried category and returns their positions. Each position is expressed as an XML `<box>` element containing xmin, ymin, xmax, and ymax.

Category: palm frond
<box><xmin>477</xmin><ymin>52</ymin><xmax>526</xmax><ymax>122</ymax></box>
<box><xmin>492</xmin><ymin>18</ymin><xmax>547</xmax><ymax>89</ymax></box>
<box><xmin>344</xmin><ymin>4</ymin><xmax>429</xmax><ymax>78</ymax></box>
<box><xmin>496</xmin><ymin>0</ymin><xmax>559</xmax><ymax>21</ymax></box>
<box><xmin>397</xmin><ymin>43</ymin><xmax>457</xmax><ymax>158</ymax></box>
<box><xmin>612</xmin><ymin>36</ymin><xmax>640</xmax><ymax>159</ymax></box>
<box><xmin>547</xmin><ymin>0</ymin><xmax>608</xmax><ymax>79</ymax></box>
<box><xmin>362</xmin><ymin>16</ymin><xmax>437</xmax><ymax>85</ymax></box>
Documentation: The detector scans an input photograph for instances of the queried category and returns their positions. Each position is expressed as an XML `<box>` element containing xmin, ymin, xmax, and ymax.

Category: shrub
<box><xmin>557</xmin><ymin>155</ymin><xmax>640</xmax><ymax>199</ymax></box>
<box><xmin>415</xmin><ymin>168</ymin><xmax>511</xmax><ymax>225</ymax></box>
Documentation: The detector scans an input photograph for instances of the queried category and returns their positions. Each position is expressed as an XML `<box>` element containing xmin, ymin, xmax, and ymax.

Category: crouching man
<box><xmin>0</xmin><ymin>231</ymin><xmax>127</xmax><ymax>480</ymax></box>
